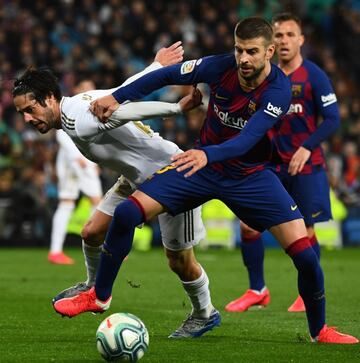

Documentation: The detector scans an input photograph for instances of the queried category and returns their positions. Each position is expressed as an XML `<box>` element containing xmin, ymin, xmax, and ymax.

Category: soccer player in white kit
<box><xmin>48</xmin><ymin>129</ymin><xmax>102</xmax><ymax>264</ymax></box>
<box><xmin>13</xmin><ymin>42</ymin><xmax>221</xmax><ymax>338</ymax></box>
<box><xmin>50</xmin><ymin>79</ymin><xmax>102</xmax><ymax>264</ymax></box>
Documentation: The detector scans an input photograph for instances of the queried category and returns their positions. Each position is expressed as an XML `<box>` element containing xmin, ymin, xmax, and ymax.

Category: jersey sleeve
<box><xmin>302</xmin><ymin>65</ymin><xmax>340</xmax><ymax>150</ymax></box>
<box><xmin>98</xmin><ymin>101</ymin><xmax>182</xmax><ymax>131</ymax></box>
<box><xmin>116</xmin><ymin>62</ymin><xmax>163</xmax><ymax>90</ymax></box>
<box><xmin>201</xmin><ymin>85</ymin><xmax>292</xmax><ymax>164</ymax></box>
<box><xmin>112</xmin><ymin>54</ymin><xmax>234</xmax><ymax>104</ymax></box>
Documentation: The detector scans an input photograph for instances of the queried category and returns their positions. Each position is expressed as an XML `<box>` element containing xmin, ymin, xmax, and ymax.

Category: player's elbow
<box><xmin>328</xmin><ymin>116</ymin><xmax>340</xmax><ymax>134</ymax></box>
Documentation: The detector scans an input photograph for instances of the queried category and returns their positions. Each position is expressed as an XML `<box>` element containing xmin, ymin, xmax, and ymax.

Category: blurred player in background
<box><xmin>13</xmin><ymin>42</ymin><xmax>222</xmax><ymax>339</ymax></box>
<box><xmin>49</xmin><ymin>129</ymin><xmax>102</xmax><ymax>264</ymax></box>
<box><xmin>225</xmin><ymin>13</ymin><xmax>340</xmax><ymax>314</ymax></box>
<box><xmin>73</xmin><ymin>80</ymin><xmax>97</xmax><ymax>95</ymax></box>
<box><xmin>49</xmin><ymin>79</ymin><xmax>102</xmax><ymax>265</ymax></box>
<box><xmin>61</xmin><ymin>17</ymin><xmax>357</xmax><ymax>343</ymax></box>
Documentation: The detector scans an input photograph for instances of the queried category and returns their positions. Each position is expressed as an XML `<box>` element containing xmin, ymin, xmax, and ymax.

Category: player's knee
<box><xmin>241</xmin><ymin>223</ymin><xmax>261</xmax><ymax>240</ymax></box>
<box><xmin>81</xmin><ymin>221</ymin><xmax>105</xmax><ymax>246</ymax></box>
<box><xmin>306</xmin><ymin>226</ymin><xmax>315</xmax><ymax>239</ymax></box>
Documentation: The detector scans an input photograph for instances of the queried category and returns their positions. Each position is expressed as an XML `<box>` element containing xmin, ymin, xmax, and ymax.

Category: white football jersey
<box><xmin>59</xmin><ymin>63</ymin><xmax>182</xmax><ymax>186</ymax></box>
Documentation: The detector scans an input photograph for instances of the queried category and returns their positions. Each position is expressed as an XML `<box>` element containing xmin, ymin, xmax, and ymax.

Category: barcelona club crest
<box><xmin>247</xmin><ymin>100</ymin><xmax>257</xmax><ymax>115</ymax></box>
<box><xmin>292</xmin><ymin>84</ymin><xmax>303</xmax><ymax>97</ymax></box>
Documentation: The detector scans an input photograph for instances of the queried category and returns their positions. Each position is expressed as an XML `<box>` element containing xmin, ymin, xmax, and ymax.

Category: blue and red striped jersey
<box><xmin>112</xmin><ymin>54</ymin><xmax>291</xmax><ymax>178</ymax></box>
<box><xmin>272</xmin><ymin>60</ymin><xmax>340</xmax><ymax>173</ymax></box>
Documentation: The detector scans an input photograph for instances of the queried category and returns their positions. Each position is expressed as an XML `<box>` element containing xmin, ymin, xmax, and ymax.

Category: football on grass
<box><xmin>96</xmin><ymin>312</ymin><xmax>149</xmax><ymax>362</ymax></box>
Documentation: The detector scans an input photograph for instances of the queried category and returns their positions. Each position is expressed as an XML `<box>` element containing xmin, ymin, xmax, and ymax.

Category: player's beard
<box><xmin>240</xmin><ymin>63</ymin><xmax>265</xmax><ymax>81</ymax></box>
<box><xmin>33</xmin><ymin>108</ymin><xmax>58</xmax><ymax>134</ymax></box>
<box><xmin>44</xmin><ymin>107</ymin><xmax>59</xmax><ymax>130</ymax></box>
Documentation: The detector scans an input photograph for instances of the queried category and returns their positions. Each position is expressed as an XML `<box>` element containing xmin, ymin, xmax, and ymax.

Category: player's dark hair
<box><xmin>272</xmin><ymin>12</ymin><xmax>302</xmax><ymax>30</ymax></box>
<box><xmin>12</xmin><ymin>67</ymin><xmax>62</xmax><ymax>106</ymax></box>
<box><xmin>235</xmin><ymin>17</ymin><xmax>273</xmax><ymax>45</ymax></box>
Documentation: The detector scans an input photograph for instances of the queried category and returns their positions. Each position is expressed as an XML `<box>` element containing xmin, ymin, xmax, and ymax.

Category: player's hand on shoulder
<box><xmin>171</xmin><ymin>149</ymin><xmax>208</xmax><ymax>178</ymax></box>
<box><xmin>179</xmin><ymin>86</ymin><xmax>203</xmax><ymax>113</ymax></box>
<box><xmin>90</xmin><ymin>95</ymin><xmax>119</xmax><ymax>123</ymax></box>
<box><xmin>288</xmin><ymin>146</ymin><xmax>311</xmax><ymax>176</ymax></box>
<box><xmin>155</xmin><ymin>41</ymin><xmax>184</xmax><ymax>66</ymax></box>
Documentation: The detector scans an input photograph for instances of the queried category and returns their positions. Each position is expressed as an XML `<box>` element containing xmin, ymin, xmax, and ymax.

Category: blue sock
<box><xmin>287</xmin><ymin>237</ymin><xmax>325</xmax><ymax>338</ymax></box>
<box><xmin>241</xmin><ymin>234</ymin><xmax>265</xmax><ymax>291</ymax></box>
<box><xmin>95</xmin><ymin>198</ymin><xmax>145</xmax><ymax>301</ymax></box>
<box><xmin>310</xmin><ymin>234</ymin><xmax>321</xmax><ymax>260</ymax></box>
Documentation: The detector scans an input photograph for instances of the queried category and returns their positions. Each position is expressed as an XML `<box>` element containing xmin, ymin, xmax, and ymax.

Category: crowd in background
<box><xmin>0</xmin><ymin>0</ymin><xmax>359</xmax><ymax>245</ymax></box>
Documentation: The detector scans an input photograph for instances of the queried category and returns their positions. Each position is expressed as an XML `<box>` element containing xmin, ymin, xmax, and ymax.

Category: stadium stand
<box><xmin>0</xmin><ymin>0</ymin><xmax>359</xmax><ymax>246</ymax></box>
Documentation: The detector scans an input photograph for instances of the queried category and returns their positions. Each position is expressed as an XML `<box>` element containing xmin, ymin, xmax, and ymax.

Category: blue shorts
<box><xmin>139</xmin><ymin>165</ymin><xmax>303</xmax><ymax>232</ymax></box>
<box><xmin>277</xmin><ymin>165</ymin><xmax>332</xmax><ymax>226</ymax></box>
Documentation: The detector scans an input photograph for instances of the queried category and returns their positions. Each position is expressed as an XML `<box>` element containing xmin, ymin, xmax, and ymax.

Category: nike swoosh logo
<box><xmin>312</xmin><ymin>211</ymin><xmax>323</xmax><ymax>218</ymax></box>
<box><xmin>215</xmin><ymin>93</ymin><xmax>228</xmax><ymax>100</ymax></box>
<box><xmin>291</xmin><ymin>205</ymin><xmax>298</xmax><ymax>211</ymax></box>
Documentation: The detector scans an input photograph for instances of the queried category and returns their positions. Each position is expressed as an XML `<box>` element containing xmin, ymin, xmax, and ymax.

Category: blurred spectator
<box><xmin>0</xmin><ymin>168</ymin><xmax>18</xmax><ymax>240</ymax></box>
<box><xmin>0</xmin><ymin>166</ymin><xmax>51</xmax><ymax>244</ymax></box>
<box><xmin>343</xmin><ymin>141</ymin><xmax>360</xmax><ymax>188</ymax></box>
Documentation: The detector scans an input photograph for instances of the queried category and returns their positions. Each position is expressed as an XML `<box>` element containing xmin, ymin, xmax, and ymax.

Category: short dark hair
<box><xmin>272</xmin><ymin>12</ymin><xmax>302</xmax><ymax>30</ymax></box>
<box><xmin>234</xmin><ymin>17</ymin><xmax>273</xmax><ymax>45</ymax></box>
<box><xmin>12</xmin><ymin>67</ymin><xmax>61</xmax><ymax>106</ymax></box>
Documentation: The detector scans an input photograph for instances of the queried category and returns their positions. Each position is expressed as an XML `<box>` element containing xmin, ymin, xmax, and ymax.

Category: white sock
<box><xmin>181</xmin><ymin>265</ymin><xmax>214</xmax><ymax>318</ymax></box>
<box><xmin>251</xmin><ymin>286</ymin><xmax>267</xmax><ymax>294</ymax></box>
<box><xmin>49</xmin><ymin>201</ymin><xmax>75</xmax><ymax>253</ymax></box>
<box><xmin>82</xmin><ymin>240</ymin><xmax>102</xmax><ymax>286</ymax></box>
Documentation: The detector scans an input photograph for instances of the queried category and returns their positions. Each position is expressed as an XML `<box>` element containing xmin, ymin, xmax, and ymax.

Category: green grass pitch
<box><xmin>1</xmin><ymin>247</ymin><xmax>359</xmax><ymax>362</ymax></box>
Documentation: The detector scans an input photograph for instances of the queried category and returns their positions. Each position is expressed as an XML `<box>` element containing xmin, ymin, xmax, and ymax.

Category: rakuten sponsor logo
<box><xmin>213</xmin><ymin>104</ymin><xmax>248</xmax><ymax>129</ymax></box>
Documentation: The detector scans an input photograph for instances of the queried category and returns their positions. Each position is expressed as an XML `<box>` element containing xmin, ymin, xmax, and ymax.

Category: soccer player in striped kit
<box><xmin>57</xmin><ymin>17</ymin><xmax>358</xmax><ymax>343</ymax></box>
<box><xmin>225</xmin><ymin>13</ymin><xmax>342</xmax><ymax>315</ymax></box>
<box><xmin>13</xmin><ymin>43</ymin><xmax>222</xmax><ymax>339</ymax></box>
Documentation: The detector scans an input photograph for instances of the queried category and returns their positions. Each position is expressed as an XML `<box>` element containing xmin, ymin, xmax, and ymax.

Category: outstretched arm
<box><xmin>121</xmin><ymin>41</ymin><xmax>184</xmax><ymax>88</ymax></box>
<box><xmin>97</xmin><ymin>87</ymin><xmax>202</xmax><ymax>131</ymax></box>
<box><xmin>91</xmin><ymin>53</ymin><xmax>230</xmax><ymax>122</ymax></box>
<box><xmin>154</xmin><ymin>41</ymin><xmax>184</xmax><ymax>66</ymax></box>
<box><xmin>90</xmin><ymin>41</ymin><xmax>184</xmax><ymax>122</ymax></box>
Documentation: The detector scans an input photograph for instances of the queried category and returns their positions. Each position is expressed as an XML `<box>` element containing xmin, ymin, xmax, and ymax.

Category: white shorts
<box><xmin>97</xmin><ymin>176</ymin><xmax>206</xmax><ymax>250</ymax></box>
<box><xmin>57</xmin><ymin>155</ymin><xmax>102</xmax><ymax>200</ymax></box>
